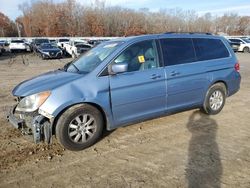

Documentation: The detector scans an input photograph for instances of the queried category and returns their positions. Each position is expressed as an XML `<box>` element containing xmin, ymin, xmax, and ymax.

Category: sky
<box><xmin>0</xmin><ymin>0</ymin><xmax>250</xmax><ymax>20</ymax></box>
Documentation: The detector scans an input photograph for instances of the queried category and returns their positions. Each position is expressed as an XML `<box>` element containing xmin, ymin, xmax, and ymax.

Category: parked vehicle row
<box><xmin>1</xmin><ymin>36</ymin><xmax>250</xmax><ymax>58</ymax></box>
<box><xmin>227</xmin><ymin>37</ymin><xmax>250</xmax><ymax>53</ymax></box>
<box><xmin>0</xmin><ymin>37</ymin><xmax>109</xmax><ymax>58</ymax></box>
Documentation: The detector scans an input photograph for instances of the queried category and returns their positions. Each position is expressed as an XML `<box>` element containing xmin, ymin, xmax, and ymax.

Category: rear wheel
<box><xmin>56</xmin><ymin>104</ymin><xmax>104</xmax><ymax>151</ymax></box>
<box><xmin>243</xmin><ymin>47</ymin><xmax>250</xmax><ymax>53</ymax></box>
<box><xmin>201</xmin><ymin>83</ymin><xmax>226</xmax><ymax>115</ymax></box>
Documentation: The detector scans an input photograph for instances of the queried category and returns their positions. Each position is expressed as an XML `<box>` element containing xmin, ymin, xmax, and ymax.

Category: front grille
<box><xmin>49</xmin><ymin>51</ymin><xmax>57</xmax><ymax>57</ymax></box>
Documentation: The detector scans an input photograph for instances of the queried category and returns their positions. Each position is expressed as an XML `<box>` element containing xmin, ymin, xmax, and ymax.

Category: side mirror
<box><xmin>110</xmin><ymin>63</ymin><xmax>128</xmax><ymax>74</ymax></box>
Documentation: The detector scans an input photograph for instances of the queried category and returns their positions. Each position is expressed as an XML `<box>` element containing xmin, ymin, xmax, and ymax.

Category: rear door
<box><xmin>160</xmin><ymin>37</ymin><xmax>210</xmax><ymax>111</ymax></box>
<box><xmin>109</xmin><ymin>40</ymin><xmax>167</xmax><ymax>125</ymax></box>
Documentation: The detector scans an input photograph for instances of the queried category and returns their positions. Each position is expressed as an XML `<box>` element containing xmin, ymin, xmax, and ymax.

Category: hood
<box><xmin>41</xmin><ymin>48</ymin><xmax>61</xmax><ymax>53</ymax></box>
<box><xmin>12</xmin><ymin>70</ymin><xmax>83</xmax><ymax>97</ymax></box>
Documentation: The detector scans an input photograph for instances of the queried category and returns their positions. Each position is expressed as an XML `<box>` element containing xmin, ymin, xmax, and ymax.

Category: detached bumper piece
<box><xmin>6</xmin><ymin>108</ymin><xmax>52</xmax><ymax>144</ymax></box>
<box><xmin>32</xmin><ymin>115</ymin><xmax>52</xmax><ymax>144</ymax></box>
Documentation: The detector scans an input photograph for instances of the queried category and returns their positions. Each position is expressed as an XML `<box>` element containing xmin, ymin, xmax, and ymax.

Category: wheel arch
<box><xmin>202</xmin><ymin>80</ymin><xmax>228</xmax><ymax>104</ymax></box>
<box><xmin>52</xmin><ymin>102</ymin><xmax>109</xmax><ymax>135</ymax></box>
<box><xmin>210</xmin><ymin>80</ymin><xmax>228</xmax><ymax>95</ymax></box>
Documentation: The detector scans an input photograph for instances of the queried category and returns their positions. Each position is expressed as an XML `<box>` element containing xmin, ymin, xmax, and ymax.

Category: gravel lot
<box><xmin>0</xmin><ymin>52</ymin><xmax>249</xmax><ymax>188</ymax></box>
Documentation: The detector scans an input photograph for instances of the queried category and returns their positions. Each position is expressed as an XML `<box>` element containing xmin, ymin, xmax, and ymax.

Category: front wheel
<box><xmin>56</xmin><ymin>104</ymin><xmax>104</xmax><ymax>151</ymax></box>
<box><xmin>201</xmin><ymin>83</ymin><xmax>226</xmax><ymax>115</ymax></box>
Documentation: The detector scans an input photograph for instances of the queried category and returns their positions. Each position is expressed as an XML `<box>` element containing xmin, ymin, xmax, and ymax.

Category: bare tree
<box><xmin>12</xmin><ymin>0</ymin><xmax>250</xmax><ymax>37</ymax></box>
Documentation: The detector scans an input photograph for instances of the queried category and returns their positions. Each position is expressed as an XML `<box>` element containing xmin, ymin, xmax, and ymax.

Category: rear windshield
<box><xmin>160</xmin><ymin>38</ymin><xmax>229</xmax><ymax>66</ymax></box>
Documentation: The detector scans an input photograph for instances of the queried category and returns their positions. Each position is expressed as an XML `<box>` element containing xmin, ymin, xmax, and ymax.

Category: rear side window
<box><xmin>160</xmin><ymin>38</ymin><xmax>196</xmax><ymax>66</ymax></box>
<box><xmin>193</xmin><ymin>38</ymin><xmax>230</xmax><ymax>61</ymax></box>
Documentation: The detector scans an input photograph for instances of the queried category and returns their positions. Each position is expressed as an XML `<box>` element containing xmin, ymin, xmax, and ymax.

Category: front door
<box><xmin>109</xmin><ymin>40</ymin><xmax>167</xmax><ymax>125</ymax></box>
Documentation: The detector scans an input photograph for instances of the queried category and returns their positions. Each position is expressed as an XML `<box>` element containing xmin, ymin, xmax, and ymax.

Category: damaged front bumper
<box><xmin>6</xmin><ymin>105</ymin><xmax>53</xmax><ymax>144</ymax></box>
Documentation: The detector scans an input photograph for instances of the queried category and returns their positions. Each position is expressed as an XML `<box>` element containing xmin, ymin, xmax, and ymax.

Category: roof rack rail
<box><xmin>164</xmin><ymin>32</ymin><xmax>213</xmax><ymax>35</ymax></box>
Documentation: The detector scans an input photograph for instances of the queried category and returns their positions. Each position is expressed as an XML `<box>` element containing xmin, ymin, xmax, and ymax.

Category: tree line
<box><xmin>1</xmin><ymin>0</ymin><xmax>250</xmax><ymax>37</ymax></box>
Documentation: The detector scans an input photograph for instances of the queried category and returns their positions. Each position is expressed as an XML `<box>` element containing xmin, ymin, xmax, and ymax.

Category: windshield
<box><xmin>67</xmin><ymin>41</ymin><xmax>122</xmax><ymax>73</ymax></box>
<box><xmin>35</xmin><ymin>39</ymin><xmax>49</xmax><ymax>44</ymax></box>
<box><xmin>242</xmin><ymin>38</ymin><xmax>250</xmax><ymax>43</ymax></box>
<box><xmin>40</xmin><ymin>43</ymin><xmax>53</xmax><ymax>48</ymax></box>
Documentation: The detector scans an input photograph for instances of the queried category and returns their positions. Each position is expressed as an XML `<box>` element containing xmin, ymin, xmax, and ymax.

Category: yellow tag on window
<box><xmin>138</xmin><ymin>55</ymin><xmax>145</xmax><ymax>63</ymax></box>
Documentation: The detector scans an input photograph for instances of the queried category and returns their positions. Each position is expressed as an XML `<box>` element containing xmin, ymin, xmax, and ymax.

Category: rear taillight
<box><xmin>234</xmin><ymin>62</ymin><xmax>240</xmax><ymax>72</ymax></box>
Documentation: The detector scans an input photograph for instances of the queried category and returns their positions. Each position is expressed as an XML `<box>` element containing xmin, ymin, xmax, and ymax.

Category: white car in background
<box><xmin>56</xmin><ymin>38</ymin><xmax>70</xmax><ymax>49</ymax></box>
<box><xmin>64</xmin><ymin>40</ymin><xmax>92</xmax><ymax>58</ymax></box>
<box><xmin>9</xmin><ymin>39</ymin><xmax>31</xmax><ymax>52</ymax></box>
<box><xmin>228</xmin><ymin>38</ymin><xmax>250</xmax><ymax>53</ymax></box>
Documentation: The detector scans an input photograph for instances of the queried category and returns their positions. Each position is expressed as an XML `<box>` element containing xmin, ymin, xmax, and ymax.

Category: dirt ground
<box><xmin>0</xmin><ymin>52</ymin><xmax>250</xmax><ymax>188</ymax></box>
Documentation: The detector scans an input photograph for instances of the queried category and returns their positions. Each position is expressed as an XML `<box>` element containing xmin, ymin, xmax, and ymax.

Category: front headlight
<box><xmin>16</xmin><ymin>91</ymin><xmax>51</xmax><ymax>112</ymax></box>
<box><xmin>43</xmin><ymin>51</ymin><xmax>50</xmax><ymax>55</ymax></box>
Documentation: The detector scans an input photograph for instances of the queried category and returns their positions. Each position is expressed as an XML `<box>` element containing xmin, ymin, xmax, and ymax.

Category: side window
<box><xmin>193</xmin><ymin>38</ymin><xmax>229</xmax><ymax>61</ymax></box>
<box><xmin>114</xmin><ymin>40</ymin><xmax>159</xmax><ymax>72</ymax></box>
<box><xmin>160</xmin><ymin>38</ymin><xmax>196</xmax><ymax>66</ymax></box>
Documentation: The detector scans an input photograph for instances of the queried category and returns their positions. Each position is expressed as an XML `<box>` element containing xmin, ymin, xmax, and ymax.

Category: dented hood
<box><xmin>12</xmin><ymin>70</ymin><xmax>82</xmax><ymax>97</ymax></box>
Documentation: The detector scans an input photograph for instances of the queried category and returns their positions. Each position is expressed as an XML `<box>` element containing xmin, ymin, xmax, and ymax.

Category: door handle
<box><xmin>150</xmin><ymin>74</ymin><xmax>161</xmax><ymax>79</ymax></box>
<box><xmin>170</xmin><ymin>71</ymin><xmax>180</xmax><ymax>77</ymax></box>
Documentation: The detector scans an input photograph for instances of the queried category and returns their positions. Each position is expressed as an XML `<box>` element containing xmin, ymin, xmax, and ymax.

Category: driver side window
<box><xmin>114</xmin><ymin>40</ymin><xmax>159</xmax><ymax>72</ymax></box>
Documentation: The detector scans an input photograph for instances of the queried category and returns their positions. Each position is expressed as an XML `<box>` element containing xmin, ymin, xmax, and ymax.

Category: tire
<box><xmin>56</xmin><ymin>104</ymin><xmax>104</xmax><ymax>151</ymax></box>
<box><xmin>243</xmin><ymin>47</ymin><xmax>250</xmax><ymax>53</ymax></box>
<box><xmin>72</xmin><ymin>52</ymin><xmax>76</xmax><ymax>59</ymax></box>
<box><xmin>201</xmin><ymin>83</ymin><xmax>226</xmax><ymax>115</ymax></box>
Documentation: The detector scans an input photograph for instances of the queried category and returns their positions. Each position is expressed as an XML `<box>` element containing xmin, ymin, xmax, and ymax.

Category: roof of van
<box><xmin>110</xmin><ymin>33</ymin><xmax>223</xmax><ymax>43</ymax></box>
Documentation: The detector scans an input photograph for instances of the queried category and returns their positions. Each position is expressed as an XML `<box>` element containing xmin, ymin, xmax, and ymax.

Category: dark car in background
<box><xmin>32</xmin><ymin>38</ymin><xmax>50</xmax><ymax>52</ymax></box>
<box><xmin>37</xmin><ymin>43</ymin><xmax>63</xmax><ymax>59</ymax></box>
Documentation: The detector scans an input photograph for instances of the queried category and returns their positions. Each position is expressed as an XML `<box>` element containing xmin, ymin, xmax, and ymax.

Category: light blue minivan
<box><xmin>7</xmin><ymin>33</ymin><xmax>241</xmax><ymax>151</ymax></box>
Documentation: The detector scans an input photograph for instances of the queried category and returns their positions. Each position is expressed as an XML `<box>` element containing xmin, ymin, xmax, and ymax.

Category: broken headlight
<box><xmin>16</xmin><ymin>91</ymin><xmax>51</xmax><ymax>112</ymax></box>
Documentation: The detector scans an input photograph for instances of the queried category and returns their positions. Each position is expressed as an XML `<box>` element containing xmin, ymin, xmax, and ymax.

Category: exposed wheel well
<box><xmin>52</xmin><ymin>102</ymin><xmax>107</xmax><ymax>135</ymax></box>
